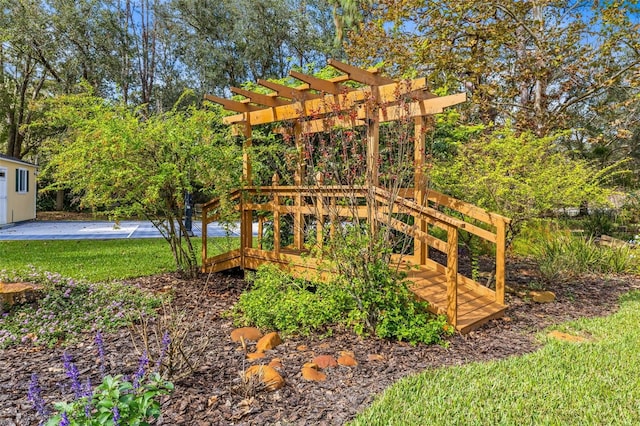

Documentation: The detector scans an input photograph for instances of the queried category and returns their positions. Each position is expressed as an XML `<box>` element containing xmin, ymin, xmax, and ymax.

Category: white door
<box><xmin>0</xmin><ymin>167</ymin><xmax>7</xmax><ymax>224</ymax></box>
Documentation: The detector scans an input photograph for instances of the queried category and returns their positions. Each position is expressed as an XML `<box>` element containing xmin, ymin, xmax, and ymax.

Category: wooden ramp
<box><xmin>405</xmin><ymin>266</ymin><xmax>506</xmax><ymax>334</ymax></box>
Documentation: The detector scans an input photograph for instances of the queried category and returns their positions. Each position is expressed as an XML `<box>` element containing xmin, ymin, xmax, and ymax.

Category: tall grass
<box><xmin>532</xmin><ymin>232</ymin><xmax>637</xmax><ymax>281</ymax></box>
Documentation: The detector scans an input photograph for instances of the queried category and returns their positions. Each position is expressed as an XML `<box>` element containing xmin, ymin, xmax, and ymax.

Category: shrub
<box><xmin>232</xmin><ymin>264</ymin><xmax>353</xmax><ymax>336</ymax></box>
<box><xmin>0</xmin><ymin>269</ymin><xmax>162</xmax><ymax>348</ymax></box>
<box><xmin>232</xmin><ymin>258</ymin><xmax>451</xmax><ymax>345</ymax></box>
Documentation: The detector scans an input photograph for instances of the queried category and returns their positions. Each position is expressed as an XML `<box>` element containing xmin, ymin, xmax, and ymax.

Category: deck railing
<box><xmin>202</xmin><ymin>179</ymin><xmax>510</xmax><ymax>328</ymax></box>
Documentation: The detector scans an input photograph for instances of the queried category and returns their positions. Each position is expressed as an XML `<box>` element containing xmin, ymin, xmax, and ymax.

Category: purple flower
<box><xmin>113</xmin><ymin>406</ymin><xmax>121</xmax><ymax>425</ymax></box>
<box><xmin>59</xmin><ymin>412</ymin><xmax>70</xmax><ymax>426</ymax></box>
<box><xmin>83</xmin><ymin>377</ymin><xmax>92</xmax><ymax>418</ymax></box>
<box><xmin>95</xmin><ymin>331</ymin><xmax>106</xmax><ymax>374</ymax></box>
<box><xmin>133</xmin><ymin>351</ymin><xmax>149</xmax><ymax>390</ymax></box>
<box><xmin>62</xmin><ymin>352</ymin><xmax>82</xmax><ymax>398</ymax></box>
<box><xmin>154</xmin><ymin>331</ymin><xmax>171</xmax><ymax>373</ymax></box>
<box><xmin>27</xmin><ymin>373</ymin><xmax>49</xmax><ymax>419</ymax></box>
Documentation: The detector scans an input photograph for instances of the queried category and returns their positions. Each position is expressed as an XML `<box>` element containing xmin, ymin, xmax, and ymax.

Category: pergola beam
<box><xmin>257</xmin><ymin>79</ymin><xmax>321</xmax><ymax>101</ymax></box>
<box><xmin>223</xmin><ymin>77</ymin><xmax>429</xmax><ymax>125</ymax></box>
<box><xmin>230</xmin><ymin>86</ymin><xmax>290</xmax><ymax>107</ymax></box>
<box><xmin>274</xmin><ymin>93</ymin><xmax>467</xmax><ymax>134</ymax></box>
<box><xmin>204</xmin><ymin>94</ymin><xmax>263</xmax><ymax>113</ymax></box>
<box><xmin>289</xmin><ymin>70</ymin><xmax>346</xmax><ymax>95</ymax></box>
<box><xmin>328</xmin><ymin>59</ymin><xmax>394</xmax><ymax>86</ymax></box>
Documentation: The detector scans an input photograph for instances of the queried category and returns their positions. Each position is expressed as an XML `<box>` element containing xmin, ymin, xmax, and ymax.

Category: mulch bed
<box><xmin>1</xmin><ymin>261</ymin><xmax>639</xmax><ymax>426</ymax></box>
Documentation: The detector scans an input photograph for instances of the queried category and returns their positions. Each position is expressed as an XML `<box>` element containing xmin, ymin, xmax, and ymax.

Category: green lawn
<box><xmin>0</xmin><ymin>238</ymin><xmax>201</xmax><ymax>281</ymax></box>
<box><xmin>351</xmin><ymin>290</ymin><xmax>640</xmax><ymax>425</ymax></box>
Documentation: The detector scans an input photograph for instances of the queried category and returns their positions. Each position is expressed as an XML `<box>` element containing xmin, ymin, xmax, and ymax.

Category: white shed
<box><xmin>0</xmin><ymin>154</ymin><xmax>37</xmax><ymax>225</ymax></box>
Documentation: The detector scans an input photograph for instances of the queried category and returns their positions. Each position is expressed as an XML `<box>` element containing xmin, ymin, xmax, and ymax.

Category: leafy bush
<box><xmin>233</xmin><ymin>259</ymin><xmax>451</xmax><ymax>345</ymax></box>
<box><xmin>0</xmin><ymin>270</ymin><xmax>162</xmax><ymax>348</ymax></box>
<box><xmin>532</xmin><ymin>232</ymin><xmax>638</xmax><ymax>281</ymax></box>
<box><xmin>232</xmin><ymin>264</ymin><xmax>353</xmax><ymax>336</ymax></box>
<box><xmin>338</xmin><ymin>258</ymin><xmax>450</xmax><ymax>344</ymax></box>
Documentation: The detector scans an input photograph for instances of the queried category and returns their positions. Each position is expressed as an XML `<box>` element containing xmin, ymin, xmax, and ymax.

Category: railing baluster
<box><xmin>495</xmin><ymin>219</ymin><xmax>506</xmax><ymax>305</ymax></box>
<box><xmin>446</xmin><ymin>225</ymin><xmax>458</xmax><ymax>327</ymax></box>
<box><xmin>272</xmin><ymin>173</ymin><xmax>281</xmax><ymax>255</ymax></box>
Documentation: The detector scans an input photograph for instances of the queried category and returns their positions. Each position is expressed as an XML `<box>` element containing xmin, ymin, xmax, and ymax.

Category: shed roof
<box><xmin>0</xmin><ymin>153</ymin><xmax>37</xmax><ymax>167</ymax></box>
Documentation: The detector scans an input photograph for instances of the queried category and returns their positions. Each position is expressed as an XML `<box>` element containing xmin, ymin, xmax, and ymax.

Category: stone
<box><xmin>367</xmin><ymin>354</ymin><xmax>385</xmax><ymax>362</ymax></box>
<box><xmin>530</xmin><ymin>290</ymin><xmax>556</xmax><ymax>303</ymax></box>
<box><xmin>337</xmin><ymin>355</ymin><xmax>358</xmax><ymax>367</ymax></box>
<box><xmin>244</xmin><ymin>365</ymin><xmax>285</xmax><ymax>391</ymax></box>
<box><xmin>548</xmin><ymin>330</ymin><xmax>588</xmax><ymax>343</ymax></box>
<box><xmin>0</xmin><ymin>282</ymin><xmax>41</xmax><ymax>311</ymax></box>
<box><xmin>301</xmin><ymin>367</ymin><xmax>326</xmax><ymax>381</ymax></box>
<box><xmin>296</xmin><ymin>345</ymin><xmax>309</xmax><ymax>351</ymax></box>
<box><xmin>230</xmin><ymin>327</ymin><xmax>263</xmax><ymax>343</ymax></box>
<box><xmin>268</xmin><ymin>358</ymin><xmax>283</xmax><ymax>369</ymax></box>
<box><xmin>256</xmin><ymin>332</ymin><xmax>283</xmax><ymax>352</ymax></box>
<box><xmin>313</xmin><ymin>355</ymin><xmax>338</xmax><ymax>369</ymax></box>
<box><xmin>303</xmin><ymin>362</ymin><xmax>319</xmax><ymax>369</ymax></box>
<box><xmin>339</xmin><ymin>350</ymin><xmax>355</xmax><ymax>358</ymax></box>
<box><xmin>246</xmin><ymin>352</ymin><xmax>265</xmax><ymax>361</ymax></box>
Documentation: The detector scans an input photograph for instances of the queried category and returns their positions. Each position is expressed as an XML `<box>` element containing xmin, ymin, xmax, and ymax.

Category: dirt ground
<box><xmin>1</xmin><ymin>261</ymin><xmax>639</xmax><ymax>426</ymax></box>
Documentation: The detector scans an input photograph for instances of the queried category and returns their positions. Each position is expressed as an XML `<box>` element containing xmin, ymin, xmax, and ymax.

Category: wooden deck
<box><xmin>203</xmin><ymin>244</ymin><xmax>506</xmax><ymax>334</ymax></box>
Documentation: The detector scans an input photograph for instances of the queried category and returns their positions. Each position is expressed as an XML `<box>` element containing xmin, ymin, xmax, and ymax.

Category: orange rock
<box><xmin>367</xmin><ymin>354</ymin><xmax>385</xmax><ymax>362</ymax></box>
<box><xmin>256</xmin><ymin>332</ymin><xmax>283</xmax><ymax>352</ymax></box>
<box><xmin>245</xmin><ymin>365</ymin><xmax>285</xmax><ymax>391</ymax></box>
<box><xmin>339</xmin><ymin>350</ymin><xmax>355</xmax><ymax>358</ymax></box>
<box><xmin>303</xmin><ymin>362</ymin><xmax>319</xmax><ymax>369</ymax></box>
<box><xmin>246</xmin><ymin>352</ymin><xmax>265</xmax><ymax>361</ymax></box>
<box><xmin>301</xmin><ymin>367</ymin><xmax>326</xmax><ymax>381</ymax></box>
<box><xmin>268</xmin><ymin>358</ymin><xmax>283</xmax><ymax>369</ymax></box>
<box><xmin>296</xmin><ymin>345</ymin><xmax>309</xmax><ymax>352</ymax></box>
<box><xmin>313</xmin><ymin>355</ymin><xmax>338</xmax><ymax>369</ymax></box>
<box><xmin>530</xmin><ymin>290</ymin><xmax>556</xmax><ymax>303</ymax></box>
<box><xmin>230</xmin><ymin>327</ymin><xmax>263</xmax><ymax>342</ymax></box>
<box><xmin>548</xmin><ymin>330</ymin><xmax>588</xmax><ymax>343</ymax></box>
<box><xmin>337</xmin><ymin>355</ymin><xmax>358</xmax><ymax>367</ymax></box>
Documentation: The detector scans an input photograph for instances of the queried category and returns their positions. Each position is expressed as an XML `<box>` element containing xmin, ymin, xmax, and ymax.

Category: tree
<box><xmin>430</xmin><ymin>123</ymin><xmax>616</xmax><ymax>242</ymax></box>
<box><xmin>42</xmin><ymin>91</ymin><xmax>241</xmax><ymax>277</ymax></box>
<box><xmin>345</xmin><ymin>1</ymin><xmax>640</xmax><ymax>136</ymax></box>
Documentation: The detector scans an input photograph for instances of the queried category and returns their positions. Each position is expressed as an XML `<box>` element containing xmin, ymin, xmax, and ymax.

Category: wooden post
<box><xmin>316</xmin><ymin>172</ymin><xmax>324</xmax><ymax>249</ymax></box>
<box><xmin>446</xmin><ymin>226</ymin><xmax>458</xmax><ymax>327</ymax></box>
<box><xmin>293</xmin><ymin>123</ymin><xmax>305</xmax><ymax>250</ymax></box>
<box><xmin>495</xmin><ymin>219</ymin><xmax>507</xmax><ymax>305</ymax></box>
<box><xmin>201</xmin><ymin>205</ymin><xmax>208</xmax><ymax>272</ymax></box>
<box><xmin>293</xmin><ymin>170</ymin><xmax>304</xmax><ymax>251</ymax></box>
<box><xmin>414</xmin><ymin>116</ymin><xmax>429</xmax><ymax>265</ymax></box>
<box><xmin>366</xmin><ymin>98</ymin><xmax>380</xmax><ymax>188</ymax></box>
<box><xmin>272</xmin><ymin>173</ymin><xmax>281</xmax><ymax>255</ymax></box>
<box><xmin>243</xmin><ymin>122</ymin><xmax>252</xmax><ymax>185</ymax></box>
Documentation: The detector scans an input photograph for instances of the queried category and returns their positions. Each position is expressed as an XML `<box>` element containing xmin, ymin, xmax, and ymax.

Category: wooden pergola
<box><xmin>202</xmin><ymin>60</ymin><xmax>510</xmax><ymax>333</ymax></box>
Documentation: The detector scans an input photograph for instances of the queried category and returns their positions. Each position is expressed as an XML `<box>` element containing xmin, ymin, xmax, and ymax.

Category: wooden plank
<box><xmin>204</xmin><ymin>94</ymin><xmax>263</xmax><ymax>113</ymax></box>
<box><xmin>327</xmin><ymin>59</ymin><xmax>395</xmax><ymax>86</ymax></box>
<box><xmin>290</xmin><ymin>70</ymin><xmax>346</xmax><ymax>95</ymax></box>
<box><xmin>446</xmin><ymin>227</ymin><xmax>458</xmax><ymax>326</ymax></box>
<box><xmin>223</xmin><ymin>77</ymin><xmax>428</xmax><ymax>125</ymax></box>
<box><xmin>257</xmin><ymin>79</ymin><xmax>321</xmax><ymax>101</ymax></box>
<box><xmin>495</xmin><ymin>219</ymin><xmax>506</xmax><ymax>305</ymax></box>
<box><xmin>376</xmin><ymin>212</ymin><xmax>448</xmax><ymax>253</ymax></box>
<box><xmin>230</xmin><ymin>86</ymin><xmax>290</xmax><ymax>107</ymax></box>
<box><xmin>296</xmin><ymin>93</ymin><xmax>466</xmax><ymax>134</ymax></box>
